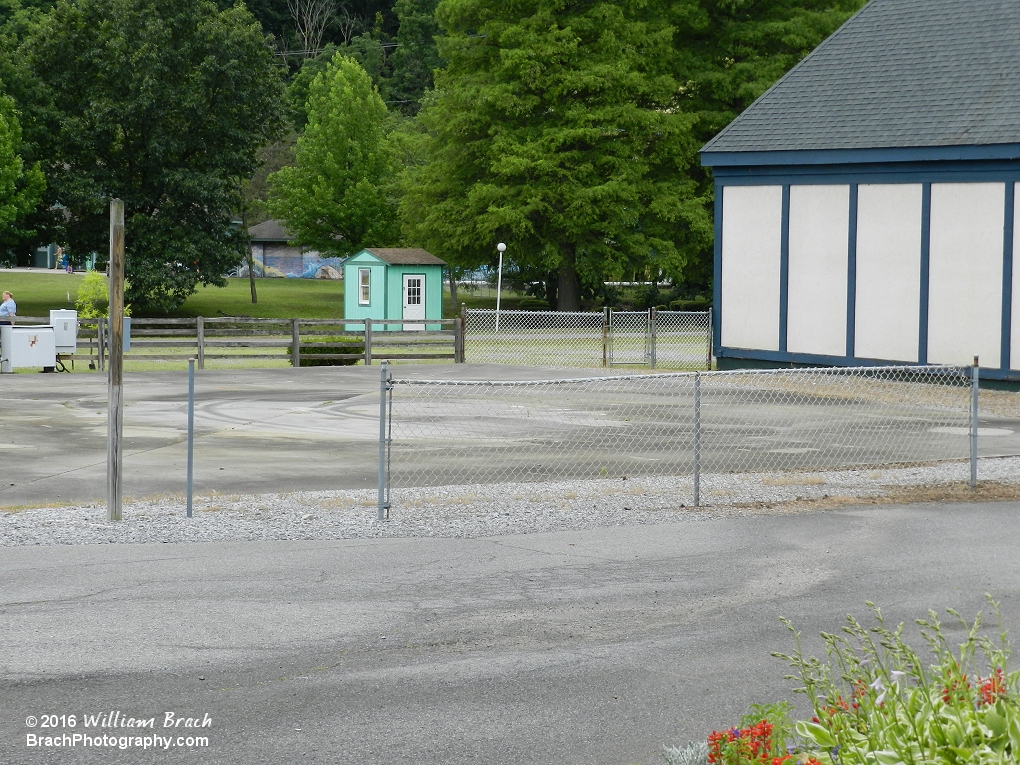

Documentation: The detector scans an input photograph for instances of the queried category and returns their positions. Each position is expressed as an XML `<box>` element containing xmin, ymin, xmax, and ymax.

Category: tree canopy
<box><xmin>268</xmin><ymin>54</ymin><xmax>400</xmax><ymax>258</ymax></box>
<box><xmin>399</xmin><ymin>0</ymin><xmax>866</xmax><ymax>308</ymax></box>
<box><xmin>0</xmin><ymin>93</ymin><xmax>44</xmax><ymax>241</ymax></box>
<box><xmin>20</xmin><ymin>0</ymin><xmax>285</xmax><ymax>312</ymax></box>
<box><xmin>402</xmin><ymin>0</ymin><xmax>706</xmax><ymax>310</ymax></box>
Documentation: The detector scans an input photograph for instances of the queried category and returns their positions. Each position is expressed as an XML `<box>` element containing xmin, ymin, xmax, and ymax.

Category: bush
<box><xmin>517</xmin><ymin>297</ymin><xmax>551</xmax><ymax>310</ymax></box>
<box><xmin>669</xmin><ymin>296</ymin><xmax>712</xmax><ymax>312</ymax></box>
<box><xmin>74</xmin><ymin>270</ymin><xmax>109</xmax><ymax>318</ymax></box>
<box><xmin>686</xmin><ymin>598</ymin><xmax>1020</xmax><ymax>765</ymax></box>
<box><xmin>291</xmin><ymin>336</ymin><xmax>363</xmax><ymax>366</ymax></box>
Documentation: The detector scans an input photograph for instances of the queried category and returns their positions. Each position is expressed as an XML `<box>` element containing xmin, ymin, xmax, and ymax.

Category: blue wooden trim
<box><xmin>1003</xmin><ymin>182</ymin><xmax>1016</xmax><ymax>371</ymax></box>
<box><xmin>712</xmin><ymin>180</ymin><xmax>724</xmax><ymax>356</ymax></box>
<box><xmin>701</xmin><ymin>144</ymin><xmax>1020</xmax><ymax>168</ymax></box>
<box><xmin>779</xmin><ymin>186</ymin><xmax>790</xmax><ymax>354</ymax></box>
<box><xmin>846</xmin><ymin>185</ymin><xmax>858</xmax><ymax>358</ymax></box>
<box><xmin>713</xmin><ymin>164</ymin><xmax>1020</xmax><ymax>186</ymax></box>
<box><xmin>714</xmin><ymin>346</ymin><xmax>1020</xmax><ymax>381</ymax></box>
<box><xmin>918</xmin><ymin>183</ymin><xmax>931</xmax><ymax>365</ymax></box>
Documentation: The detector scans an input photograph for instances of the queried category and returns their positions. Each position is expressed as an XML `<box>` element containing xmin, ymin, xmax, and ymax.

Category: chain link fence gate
<box><xmin>462</xmin><ymin>308</ymin><xmax>712</xmax><ymax>369</ymax></box>
<box><xmin>377</xmin><ymin>363</ymin><xmax>977</xmax><ymax>517</ymax></box>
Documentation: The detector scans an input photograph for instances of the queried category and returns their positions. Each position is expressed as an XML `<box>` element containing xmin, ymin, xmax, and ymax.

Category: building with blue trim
<box><xmin>700</xmin><ymin>0</ymin><xmax>1020</xmax><ymax>380</ymax></box>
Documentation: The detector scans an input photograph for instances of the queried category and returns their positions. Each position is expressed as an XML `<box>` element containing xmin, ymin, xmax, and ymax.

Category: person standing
<box><xmin>0</xmin><ymin>290</ymin><xmax>15</xmax><ymax>324</ymax></box>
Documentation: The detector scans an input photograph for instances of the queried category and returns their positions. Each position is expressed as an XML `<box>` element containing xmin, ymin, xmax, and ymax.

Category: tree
<box><xmin>401</xmin><ymin>0</ymin><xmax>705</xmax><ymax>311</ymax></box>
<box><xmin>402</xmin><ymin>0</ymin><xmax>865</xmax><ymax>309</ymax></box>
<box><xmin>387</xmin><ymin>0</ymin><xmax>441</xmax><ymax>115</ymax></box>
<box><xmin>268</xmin><ymin>54</ymin><xmax>400</xmax><ymax>258</ymax></box>
<box><xmin>287</xmin><ymin>0</ymin><xmax>338</xmax><ymax>56</ymax></box>
<box><xmin>0</xmin><ymin>93</ymin><xmax>44</xmax><ymax>239</ymax></box>
<box><xmin>22</xmin><ymin>0</ymin><xmax>285</xmax><ymax>313</ymax></box>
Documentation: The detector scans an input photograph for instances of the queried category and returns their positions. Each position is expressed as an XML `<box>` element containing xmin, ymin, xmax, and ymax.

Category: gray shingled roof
<box><xmin>364</xmin><ymin>248</ymin><xmax>446</xmax><ymax>266</ymax></box>
<box><xmin>247</xmin><ymin>219</ymin><xmax>291</xmax><ymax>241</ymax></box>
<box><xmin>701</xmin><ymin>0</ymin><xmax>1020</xmax><ymax>156</ymax></box>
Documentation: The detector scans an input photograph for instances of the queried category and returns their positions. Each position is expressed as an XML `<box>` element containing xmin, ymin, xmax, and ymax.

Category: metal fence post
<box><xmin>601</xmin><ymin>307</ymin><xmax>609</xmax><ymax>367</ymax></box>
<box><xmin>187</xmin><ymin>357</ymin><xmax>195</xmax><ymax>518</ymax></box>
<box><xmin>693</xmin><ymin>371</ymin><xmax>702</xmax><ymax>507</ymax></box>
<box><xmin>364</xmin><ymin>320</ymin><xmax>373</xmax><ymax>365</ymax></box>
<box><xmin>378</xmin><ymin>360</ymin><xmax>390</xmax><ymax>521</ymax></box>
<box><xmin>291</xmin><ymin>318</ymin><xmax>301</xmax><ymax>367</ymax></box>
<box><xmin>971</xmin><ymin>355</ymin><xmax>979</xmax><ymax>489</ymax></box>
<box><xmin>196</xmin><ymin>316</ymin><xmax>205</xmax><ymax>370</ymax></box>
<box><xmin>706</xmin><ymin>310</ymin><xmax>713</xmax><ymax>370</ymax></box>
<box><xmin>649</xmin><ymin>307</ymin><xmax>657</xmax><ymax>369</ymax></box>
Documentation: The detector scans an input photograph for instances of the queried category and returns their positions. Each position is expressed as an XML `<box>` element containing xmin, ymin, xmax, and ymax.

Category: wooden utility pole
<box><xmin>107</xmin><ymin>199</ymin><xmax>125</xmax><ymax>521</ymax></box>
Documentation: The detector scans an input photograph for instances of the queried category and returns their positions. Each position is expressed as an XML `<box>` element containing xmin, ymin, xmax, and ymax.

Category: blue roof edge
<box><xmin>701</xmin><ymin>143</ymin><xmax>1020</xmax><ymax>168</ymax></box>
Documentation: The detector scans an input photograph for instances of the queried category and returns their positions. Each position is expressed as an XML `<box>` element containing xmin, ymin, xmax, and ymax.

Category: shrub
<box><xmin>290</xmin><ymin>336</ymin><xmax>362</xmax><ymax>366</ymax></box>
<box><xmin>74</xmin><ymin>270</ymin><xmax>109</xmax><ymax>318</ymax></box>
<box><xmin>683</xmin><ymin>598</ymin><xmax>1020</xmax><ymax>765</ymax></box>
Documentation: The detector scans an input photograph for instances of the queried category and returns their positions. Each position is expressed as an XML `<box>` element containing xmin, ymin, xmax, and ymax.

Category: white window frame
<box><xmin>358</xmin><ymin>268</ymin><xmax>371</xmax><ymax>305</ymax></box>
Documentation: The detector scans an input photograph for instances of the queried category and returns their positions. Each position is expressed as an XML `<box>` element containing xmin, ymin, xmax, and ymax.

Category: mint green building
<box><xmin>342</xmin><ymin>248</ymin><xmax>446</xmax><ymax>331</ymax></box>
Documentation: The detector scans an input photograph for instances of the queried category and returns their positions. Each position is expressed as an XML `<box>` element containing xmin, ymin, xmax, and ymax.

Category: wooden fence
<box><xmin>16</xmin><ymin>317</ymin><xmax>465</xmax><ymax>370</ymax></box>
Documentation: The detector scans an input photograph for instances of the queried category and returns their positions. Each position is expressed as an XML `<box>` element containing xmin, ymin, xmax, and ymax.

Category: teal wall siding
<box><xmin>343</xmin><ymin>253</ymin><xmax>444</xmax><ymax>331</ymax></box>
<box><xmin>343</xmin><ymin>256</ymin><xmax>388</xmax><ymax>324</ymax></box>
<box><xmin>385</xmin><ymin>265</ymin><xmax>444</xmax><ymax>331</ymax></box>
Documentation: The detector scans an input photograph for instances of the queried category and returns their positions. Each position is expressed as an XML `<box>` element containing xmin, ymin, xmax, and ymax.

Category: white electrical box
<box><xmin>0</xmin><ymin>325</ymin><xmax>57</xmax><ymax>373</ymax></box>
<box><xmin>49</xmin><ymin>309</ymin><xmax>78</xmax><ymax>355</ymax></box>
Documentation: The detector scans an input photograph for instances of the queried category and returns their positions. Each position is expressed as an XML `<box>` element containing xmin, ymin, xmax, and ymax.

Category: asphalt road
<box><xmin>2</xmin><ymin>501</ymin><xmax>1019</xmax><ymax>764</ymax></box>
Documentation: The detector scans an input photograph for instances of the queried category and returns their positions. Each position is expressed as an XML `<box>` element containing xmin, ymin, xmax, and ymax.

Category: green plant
<box><xmin>75</xmin><ymin>270</ymin><xmax>130</xmax><ymax>318</ymax></box>
<box><xmin>291</xmin><ymin>336</ymin><xmax>363</xmax><ymax>366</ymax></box>
<box><xmin>74</xmin><ymin>271</ymin><xmax>108</xmax><ymax>318</ymax></box>
<box><xmin>774</xmin><ymin>596</ymin><xmax>1020</xmax><ymax>765</ymax></box>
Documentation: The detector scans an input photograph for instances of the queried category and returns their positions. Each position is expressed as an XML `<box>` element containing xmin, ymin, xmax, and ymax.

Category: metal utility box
<box><xmin>0</xmin><ymin>325</ymin><xmax>57</xmax><ymax>373</ymax></box>
<box><xmin>49</xmin><ymin>309</ymin><xmax>78</xmax><ymax>355</ymax></box>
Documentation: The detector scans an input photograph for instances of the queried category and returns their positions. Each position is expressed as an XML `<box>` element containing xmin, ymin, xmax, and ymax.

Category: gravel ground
<box><xmin>2</xmin><ymin>457</ymin><xmax>1019</xmax><ymax>546</ymax></box>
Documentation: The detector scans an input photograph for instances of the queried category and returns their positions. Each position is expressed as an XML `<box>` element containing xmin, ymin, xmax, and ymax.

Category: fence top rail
<box><xmin>466</xmin><ymin>309</ymin><xmax>601</xmax><ymax>318</ymax></box>
<box><xmin>390</xmin><ymin>364</ymin><xmax>971</xmax><ymax>387</ymax></box>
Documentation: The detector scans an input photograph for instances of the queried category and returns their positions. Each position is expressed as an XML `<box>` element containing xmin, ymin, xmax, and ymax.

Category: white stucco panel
<box><xmin>854</xmin><ymin>184</ymin><xmax>922</xmax><ymax>362</ymax></box>
<box><xmin>720</xmin><ymin>185</ymin><xmax>783</xmax><ymax>351</ymax></box>
<box><xmin>787</xmin><ymin>185</ymin><xmax>850</xmax><ymax>356</ymax></box>
<box><xmin>928</xmin><ymin>182</ymin><xmax>1003</xmax><ymax>368</ymax></box>
<box><xmin>1012</xmin><ymin>184</ymin><xmax>1020</xmax><ymax>370</ymax></box>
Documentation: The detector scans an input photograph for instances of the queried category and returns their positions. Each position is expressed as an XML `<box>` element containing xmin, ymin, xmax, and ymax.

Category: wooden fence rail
<box><xmin>15</xmin><ymin>317</ymin><xmax>465</xmax><ymax>370</ymax></box>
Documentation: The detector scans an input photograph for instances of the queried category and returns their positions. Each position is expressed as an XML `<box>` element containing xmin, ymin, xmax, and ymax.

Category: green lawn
<box><xmin>0</xmin><ymin>270</ymin><xmax>535</xmax><ymax>319</ymax></box>
<box><xmin>0</xmin><ymin>270</ymin><xmax>86</xmax><ymax>318</ymax></box>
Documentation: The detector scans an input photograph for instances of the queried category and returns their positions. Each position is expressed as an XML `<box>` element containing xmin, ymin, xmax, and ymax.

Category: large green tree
<box><xmin>0</xmin><ymin>94</ymin><xmax>44</xmax><ymax>238</ymax></box>
<box><xmin>22</xmin><ymin>0</ymin><xmax>285</xmax><ymax>312</ymax></box>
<box><xmin>402</xmin><ymin>0</ymin><xmax>865</xmax><ymax>309</ymax></box>
<box><xmin>402</xmin><ymin>0</ymin><xmax>704</xmax><ymax>311</ymax></box>
<box><xmin>268</xmin><ymin>54</ymin><xmax>400</xmax><ymax>257</ymax></box>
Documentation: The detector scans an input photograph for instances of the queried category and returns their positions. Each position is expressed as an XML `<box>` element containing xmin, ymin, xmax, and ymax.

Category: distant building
<box><xmin>247</xmin><ymin>220</ymin><xmax>345</xmax><ymax>279</ymax></box>
<box><xmin>700</xmin><ymin>0</ymin><xmax>1020</xmax><ymax>380</ymax></box>
<box><xmin>343</xmin><ymin>248</ymin><xmax>446</xmax><ymax>331</ymax></box>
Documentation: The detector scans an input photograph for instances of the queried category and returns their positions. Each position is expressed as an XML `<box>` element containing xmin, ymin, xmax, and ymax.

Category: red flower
<box><xmin>978</xmin><ymin>668</ymin><xmax>1007</xmax><ymax>706</ymax></box>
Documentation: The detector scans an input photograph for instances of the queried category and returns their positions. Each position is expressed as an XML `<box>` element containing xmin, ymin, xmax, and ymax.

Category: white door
<box><xmin>402</xmin><ymin>274</ymin><xmax>425</xmax><ymax>330</ymax></box>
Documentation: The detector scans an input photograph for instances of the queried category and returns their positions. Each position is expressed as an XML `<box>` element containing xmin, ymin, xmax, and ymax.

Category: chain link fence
<box><xmin>379</xmin><ymin>364</ymin><xmax>976</xmax><ymax>516</ymax></box>
<box><xmin>463</xmin><ymin>308</ymin><xmax>711</xmax><ymax>369</ymax></box>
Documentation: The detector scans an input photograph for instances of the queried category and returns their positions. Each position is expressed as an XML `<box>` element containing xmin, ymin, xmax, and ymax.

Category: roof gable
<box><xmin>361</xmin><ymin>248</ymin><xmax>446</xmax><ymax>266</ymax></box>
<box><xmin>702</xmin><ymin>0</ymin><xmax>1020</xmax><ymax>158</ymax></box>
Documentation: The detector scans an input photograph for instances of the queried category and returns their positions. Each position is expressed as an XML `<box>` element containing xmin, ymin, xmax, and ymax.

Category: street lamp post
<box><xmin>496</xmin><ymin>242</ymin><xmax>506</xmax><ymax>332</ymax></box>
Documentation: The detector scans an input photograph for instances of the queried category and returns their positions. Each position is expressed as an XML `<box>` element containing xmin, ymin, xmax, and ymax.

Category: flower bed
<box><xmin>666</xmin><ymin>597</ymin><xmax>1019</xmax><ymax>765</ymax></box>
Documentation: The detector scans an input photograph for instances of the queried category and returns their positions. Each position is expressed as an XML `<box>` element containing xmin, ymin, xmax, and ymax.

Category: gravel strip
<box><xmin>1</xmin><ymin>457</ymin><xmax>1018</xmax><ymax>547</ymax></box>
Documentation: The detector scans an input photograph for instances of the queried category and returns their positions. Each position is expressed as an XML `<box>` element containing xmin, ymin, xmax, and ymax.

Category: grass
<box><xmin>0</xmin><ymin>270</ymin><xmax>535</xmax><ymax>319</ymax></box>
